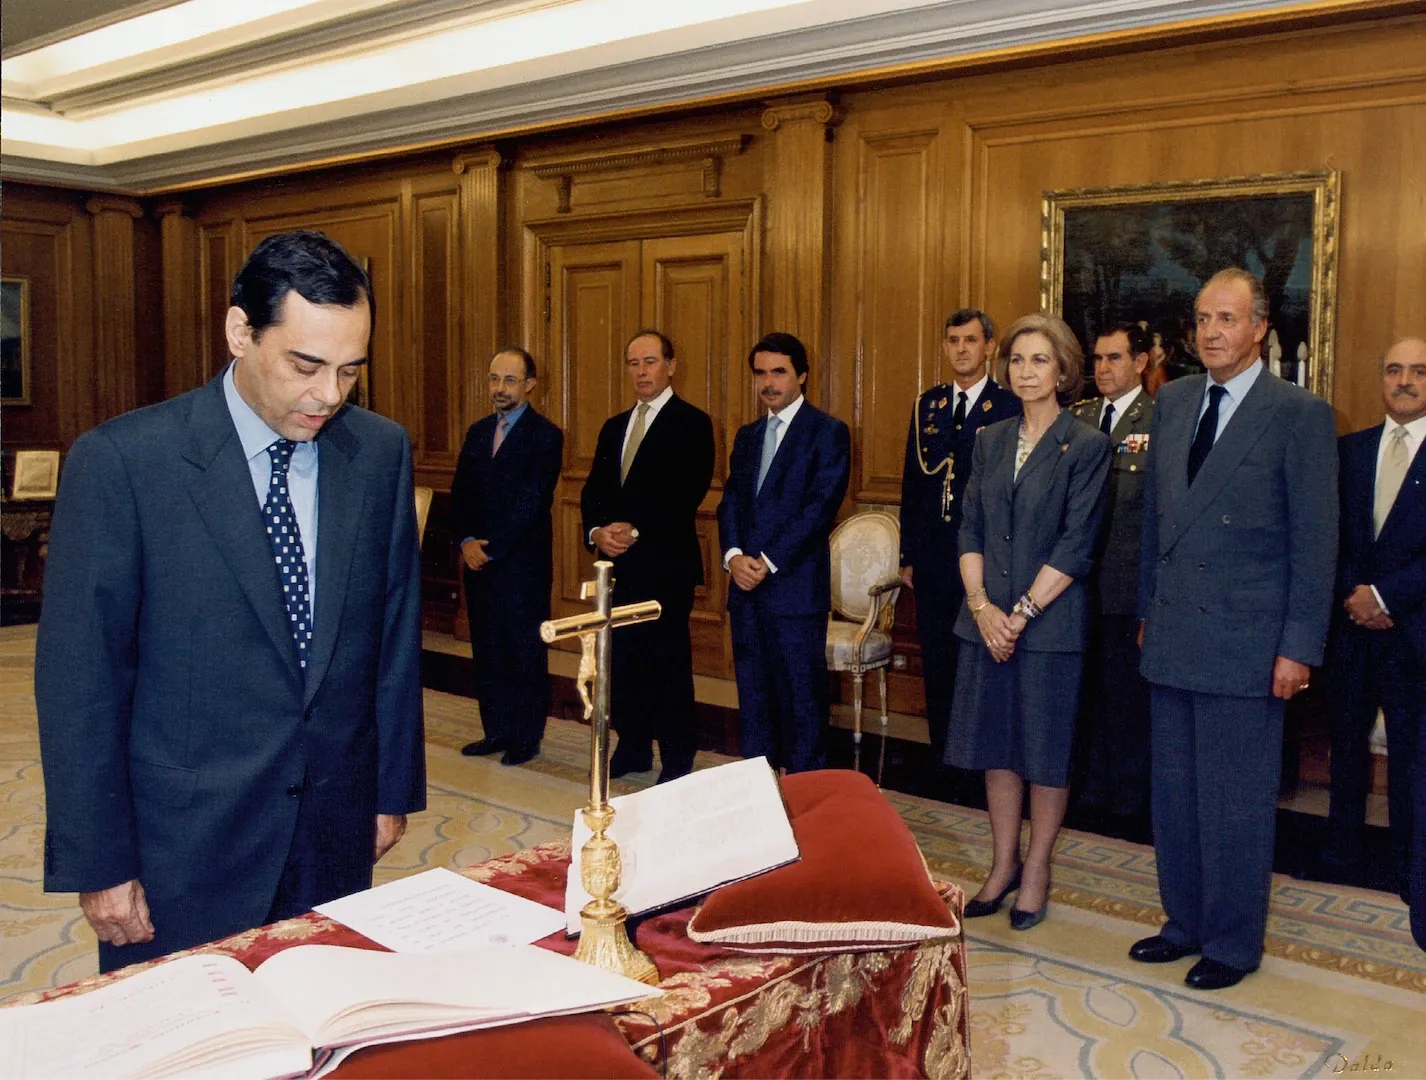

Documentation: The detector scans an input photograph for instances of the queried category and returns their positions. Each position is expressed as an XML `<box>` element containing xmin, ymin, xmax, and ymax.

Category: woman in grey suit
<box><xmin>946</xmin><ymin>313</ymin><xmax>1111</xmax><ymax>929</ymax></box>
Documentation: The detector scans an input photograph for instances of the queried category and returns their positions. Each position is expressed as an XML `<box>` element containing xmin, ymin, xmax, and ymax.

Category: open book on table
<box><xmin>0</xmin><ymin>943</ymin><xmax>658</xmax><ymax>1080</ymax></box>
<box><xmin>565</xmin><ymin>756</ymin><xmax>800</xmax><ymax>934</ymax></box>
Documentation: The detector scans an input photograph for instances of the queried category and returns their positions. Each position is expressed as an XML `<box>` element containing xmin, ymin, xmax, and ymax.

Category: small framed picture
<box><xmin>11</xmin><ymin>450</ymin><xmax>60</xmax><ymax>500</ymax></box>
<box><xmin>2</xmin><ymin>277</ymin><xmax>32</xmax><ymax>406</ymax></box>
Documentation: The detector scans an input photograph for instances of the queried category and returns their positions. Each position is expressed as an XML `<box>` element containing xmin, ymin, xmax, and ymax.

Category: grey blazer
<box><xmin>955</xmin><ymin>410</ymin><xmax>1112</xmax><ymax>652</ymax></box>
<box><xmin>1138</xmin><ymin>368</ymin><xmax>1338</xmax><ymax>697</ymax></box>
<box><xmin>1070</xmin><ymin>392</ymin><xmax>1155</xmax><ymax>615</ymax></box>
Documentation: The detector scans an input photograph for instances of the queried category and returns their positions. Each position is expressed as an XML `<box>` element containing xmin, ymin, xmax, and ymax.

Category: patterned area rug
<box><xmin>2</xmin><ymin>625</ymin><xmax>1421</xmax><ymax>1077</ymax></box>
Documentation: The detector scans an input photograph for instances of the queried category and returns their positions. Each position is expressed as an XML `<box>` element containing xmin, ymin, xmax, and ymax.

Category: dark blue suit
<box><xmin>451</xmin><ymin>407</ymin><xmax>563</xmax><ymax>755</ymax></box>
<box><xmin>717</xmin><ymin>400</ymin><xmax>850</xmax><ymax>772</ymax></box>
<box><xmin>900</xmin><ymin>380</ymin><xmax>1020</xmax><ymax>761</ymax></box>
<box><xmin>1326</xmin><ymin>423</ymin><xmax>1426</xmax><ymax>920</ymax></box>
<box><xmin>37</xmin><ymin>373</ymin><xmax>426</xmax><ymax>971</ymax></box>
<box><xmin>1139</xmin><ymin>368</ymin><xmax>1337</xmax><ymax>970</ymax></box>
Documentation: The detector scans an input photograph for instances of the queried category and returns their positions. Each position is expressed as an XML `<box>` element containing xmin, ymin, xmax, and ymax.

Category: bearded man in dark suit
<box><xmin>451</xmin><ymin>347</ymin><xmax>563</xmax><ymax>766</ymax></box>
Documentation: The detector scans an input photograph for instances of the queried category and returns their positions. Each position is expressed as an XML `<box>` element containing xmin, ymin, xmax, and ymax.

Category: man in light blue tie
<box><xmin>717</xmin><ymin>332</ymin><xmax>850</xmax><ymax>772</ymax></box>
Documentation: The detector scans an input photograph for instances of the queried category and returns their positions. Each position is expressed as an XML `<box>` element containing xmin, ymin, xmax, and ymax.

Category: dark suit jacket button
<box><xmin>1222</xmin><ymin>515</ymin><xmax>1232</xmax><ymax>524</ymax></box>
<box><xmin>1001</xmin><ymin>570</ymin><xmax>1008</xmax><ymax>577</ymax></box>
<box><xmin>1003</xmin><ymin>535</ymin><xmax>1011</xmax><ymax>542</ymax></box>
<box><xmin>1161</xmin><ymin>555</ymin><xmax>1169</xmax><ymax>564</ymax></box>
<box><xmin>1198</xmin><ymin>605</ymin><xmax>1207</xmax><ymax>613</ymax></box>
<box><xmin>1198</xmin><ymin>562</ymin><xmax>1206</xmax><ymax>570</ymax></box>
<box><xmin>287</xmin><ymin>784</ymin><xmax>302</xmax><ymax>797</ymax></box>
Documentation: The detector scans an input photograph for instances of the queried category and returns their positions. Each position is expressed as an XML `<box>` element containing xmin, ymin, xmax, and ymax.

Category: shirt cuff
<box><xmin>722</xmin><ymin>547</ymin><xmax>743</xmax><ymax>571</ymax></box>
<box><xmin>588</xmin><ymin>527</ymin><xmax>598</xmax><ymax>546</ymax></box>
<box><xmin>1371</xmin><ymin>585</ymin><xmax>1390</xmax><ymax>615</ymax></box>
<box><xmin>761</xmin><ymin>552</ymin><xmax>779</xmax><ymax>575</ymax></box>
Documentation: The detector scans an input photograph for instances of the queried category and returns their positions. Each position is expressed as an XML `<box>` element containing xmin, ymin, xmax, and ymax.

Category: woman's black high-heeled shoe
<box><xmin>963</xmin><ymin>868</ymin><xmax>1023</xmax><ymax>918</ymax></box>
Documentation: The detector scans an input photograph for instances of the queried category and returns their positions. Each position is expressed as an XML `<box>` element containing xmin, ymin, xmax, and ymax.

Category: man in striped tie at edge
<box><xmin>1320</xmin><ymin>337</ymin><xmax>1426</xmax><ymax>948</ymax></box>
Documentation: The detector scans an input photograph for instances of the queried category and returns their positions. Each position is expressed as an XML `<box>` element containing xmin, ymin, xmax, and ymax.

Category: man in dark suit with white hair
<box><xmin>1131</xmin><ymin>268</ymin><xmax>1337</xmax><ymax>990</ymax></box>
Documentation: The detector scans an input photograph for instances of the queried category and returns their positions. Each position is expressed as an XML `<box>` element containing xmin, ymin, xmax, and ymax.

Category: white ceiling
<box><xmin>0</xmin><ymin>0</ymin><xmax>1320</xmax><ymax>192</ymax></box>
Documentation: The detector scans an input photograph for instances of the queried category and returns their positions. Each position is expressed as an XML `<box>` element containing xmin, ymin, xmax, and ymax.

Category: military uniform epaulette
<box><xmin>1070</xmin><ymin>396</ymin><xmax>1101</xmax><ymax>410</ymax></box>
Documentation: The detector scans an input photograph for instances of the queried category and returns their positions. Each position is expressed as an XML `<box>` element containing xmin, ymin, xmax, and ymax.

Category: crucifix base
<box><xmin>571</xmin><ymin>805</ymin><xmax>659</xmax><ymax>985</ymax></box>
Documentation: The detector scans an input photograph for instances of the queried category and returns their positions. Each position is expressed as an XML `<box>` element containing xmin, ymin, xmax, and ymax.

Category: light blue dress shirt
<box><xmin>1196</xmin><ymin>359</ymin><xmax>1265</xmax><ymax>444</ymax></box>
<box><xmin>223</xmin><ymin>362</ymin><xmax>319</xmax><ymax>612</ymax></box>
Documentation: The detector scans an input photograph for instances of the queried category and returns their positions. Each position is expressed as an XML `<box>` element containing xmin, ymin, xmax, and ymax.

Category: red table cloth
<box><xmin>14</xmin><ymin>840</ymin><xmax>970</xmax><ymax>1079</ymax></box>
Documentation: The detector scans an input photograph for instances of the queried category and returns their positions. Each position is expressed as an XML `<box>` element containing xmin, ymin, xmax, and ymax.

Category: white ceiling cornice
<box><xmin>0</xmin><ymin>0</ymin><xmax>1379</xmax><ymax>193</ymax></box>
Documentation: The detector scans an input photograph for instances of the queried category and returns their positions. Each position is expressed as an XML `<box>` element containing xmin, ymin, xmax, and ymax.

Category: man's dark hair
<box><xmin>748</xmin><ymin>331</ymin><xmax>808</xmax><ymax>377</ymax></box>
<box><xmin>626</xmin><ymin>328</ymin><xmax>675</xmax><ymax>361</ymax></box>
<box><xmin>498</xmin><ymin>346</ymin><xmax>537</xmax><ymax>380</ymax></box>
<box><xmin>230</xmin><ymin>230</ymin><xmax>374</xmax><ymax>338</ymax></box>
<box><xmin>944</xmin><ymin>308</ymin><xmax>994</xmax><ymax>340</ymax></box>
<box><xmin>1093</xmin><ymin>321</ymin><xmax>1150</xmax><ymax>358</ymax></box>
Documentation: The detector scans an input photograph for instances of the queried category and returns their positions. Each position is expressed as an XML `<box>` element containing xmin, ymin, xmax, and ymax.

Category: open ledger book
<box><xmin>0</xmin><ymin>944</ymin><xmax>658</xmax><ymax>1080</ymax></box>
<box><xmin>565</xmin><ymin>756</ymin><xmax>800</xmax><ymax>934</ymax></box>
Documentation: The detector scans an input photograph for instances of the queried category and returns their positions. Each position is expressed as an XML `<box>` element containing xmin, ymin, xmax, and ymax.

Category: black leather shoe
<box><xmin>656</xmin><ymin>767</ymin><xmax>692</xmax><ymax>785</ymax></box>
<box><xmin>1129</xmin><ymin>935</ymin><xmax>1200</xmax><ymax>964</ymax></box>
<box><xmin>609</xmin><ymin>752</ymin><xmax>653</xmax><ymax>778</ymax></box>
<box><xmin>1008</xmin><ymin>904</ymin><xmax>1047</xmax><ymax>931</ymax></box>
<box><xmin>963</xmin><ymin>868</ymin><xmax>1023</xmax><ymax>918</ymax></box>
<box><xmin>1184</xmin><ymin>957</ymin><xmax>1255</xmax><ymax>990</ymax></box>
<box><xmin>500</xmin><ymin>745</ymin><xmax>538</xmax><ymax>767</ymax></box>
<box><xmin>461</xmin><ymin>738</ymin><xmax>506</xmax><ymax>757</ymax></box>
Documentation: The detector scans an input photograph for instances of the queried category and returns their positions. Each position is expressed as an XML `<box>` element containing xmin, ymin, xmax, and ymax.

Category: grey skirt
<box><xmin>943</xmin><ymin>636</ymin><xmax>1082</xmax><ymax>788</ymax></box>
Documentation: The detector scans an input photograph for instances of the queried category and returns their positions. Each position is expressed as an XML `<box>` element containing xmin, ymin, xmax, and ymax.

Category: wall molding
<box><xmin>5</xmin><ymin>0</ymin><xmax>1415</xmax><ymax>193</ymax></box>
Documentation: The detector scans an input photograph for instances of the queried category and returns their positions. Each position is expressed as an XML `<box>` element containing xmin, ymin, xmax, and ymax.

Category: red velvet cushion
<box><xmin>329</xmin><ymin>1013</ymin><xmax>657</xmax><ymax>1079</ymax></box>
<box><xmin>687</xmin><ymin>769</ymin><xmax>959</xmax><ymax>953</ymax></box>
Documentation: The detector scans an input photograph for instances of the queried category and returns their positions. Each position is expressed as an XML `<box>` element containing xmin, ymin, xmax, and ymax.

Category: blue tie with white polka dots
<box><xmin>264</xmin><ymin>439</ymin><xmax>311</xmax><ymax>669</ymax></box>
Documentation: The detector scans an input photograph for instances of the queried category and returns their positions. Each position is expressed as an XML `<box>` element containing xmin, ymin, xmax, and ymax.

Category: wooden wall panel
<box><xmin>836</xmin><ymin>125</ymin><xmax>946</xmax><ymax>502</ymax></box>
<box><xmin>413</xmin><ymin>193</ymin><xmax>460</xmax><ymax>466</ymax></box>
<box><xmin>199</xmin><ymin>224</ymin><xmax>231</xmax><ymax>385</ymax></box>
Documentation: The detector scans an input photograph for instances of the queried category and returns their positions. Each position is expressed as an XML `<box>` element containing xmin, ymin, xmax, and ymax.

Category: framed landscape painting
<box><xmin>1</xmin><ymin>277</ymin><xmax>31</xmax><ymax>406</ymax></box>
<box><xmin>1039</xmin><ymin>171</ymin><xmax>1340</xmax><ymax>400</ymax></box>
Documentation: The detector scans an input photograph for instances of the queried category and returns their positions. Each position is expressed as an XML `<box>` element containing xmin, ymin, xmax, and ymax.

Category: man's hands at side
<box><xmin>461</xmin><ymin>538</ymin><xmax>490</xmax><ymax>571</ymax></box>
<box><xmin>375</xmin><ymin>814</ymin><xmax>406</xmax><ymax>862</ymax></box>
<box><xmin>729</xmin><ymin>554</ymin><xmax>769</xmax><ymax>592</ymax></box>
<box><xmin>80</xmin><ymin>879</ymin><xmax>154</xmax><ymax>947</ymax></box>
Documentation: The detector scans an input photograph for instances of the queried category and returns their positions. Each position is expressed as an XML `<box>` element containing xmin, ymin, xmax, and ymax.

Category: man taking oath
<box><xmin>37</xmin><ymin>231</ymin><xmax>426</xmax><ymax>971</ymax></box>
<box><xmin>451</xmin><ymin>347</ymin><xmax>564</xmax><ymax>766</ymax></box>
<box><xmin>582</xmin><ymin>330</ymin><xmax>715</xmax><ymax>782</ymax></box>
<box><xmin>900</xmin><ymin>309</ymin><xmax>1019</xmax><ymax>768</ymax></box>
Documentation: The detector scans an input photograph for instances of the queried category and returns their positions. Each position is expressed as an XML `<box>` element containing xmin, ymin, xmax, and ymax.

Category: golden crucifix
<box><xmin>539</xmin><ymin>560</ymin><xmax>661</xmax><ymax>985</ymax></box>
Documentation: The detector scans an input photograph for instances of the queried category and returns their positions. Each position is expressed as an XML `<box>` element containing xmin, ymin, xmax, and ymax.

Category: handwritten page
<box><xmin>315</xmin><ymin>867</ymin><xmax>564</xmax><ymax>953</ymax></box>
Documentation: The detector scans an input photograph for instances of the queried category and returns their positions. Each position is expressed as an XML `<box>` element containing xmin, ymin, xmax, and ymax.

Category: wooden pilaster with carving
<box><xmin>85</xmin><ymin>196</ymin><xmax>143</xmax><ymax>422</ymax></box>
<box><xmin>155</xmin><ymin>199</ymin><xmax>202</xmax><ymax>399</ymax></box>
<box><xmin>760</xmin><ymin>96</ymin><xmax>838</xmax><ymax>400</ymax></box>
<box><xmin>453</xmin><ymin>148</ymin><xmax>504</xmax><ymax>424</ymax></box>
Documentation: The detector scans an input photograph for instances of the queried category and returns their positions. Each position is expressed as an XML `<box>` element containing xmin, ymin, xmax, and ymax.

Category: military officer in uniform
<box><xmin>1069</xmin><ymin>322</ymin><xmax>1155</xmax><ymax>835</ymax></box>
<box><xmin>901</xmin><ymin>309</ymin><xmax>1021</xmax><ymax>772</ymax></box>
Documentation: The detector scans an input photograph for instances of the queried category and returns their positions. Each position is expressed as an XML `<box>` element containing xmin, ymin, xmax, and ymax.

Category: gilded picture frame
<box><xmin>1040</xmin><ymin>170</ymin><xmax>1340</xmax><ymax>401</ymax></box>
<box><xmin>11</xmin><ymin>450</ymin><xmax>60</xmax><ymax>500</ymax></box>
<box><xmin>1</xmin><ymin>276</ymin><xmax>32</xmax><ymax>406</ymax></box>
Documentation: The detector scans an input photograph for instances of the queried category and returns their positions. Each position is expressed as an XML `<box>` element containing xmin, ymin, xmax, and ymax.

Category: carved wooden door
<box><xmin>546</xmin><ymin>228</ymin><xmax>751</xmax><ymax>680</ymax></box>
